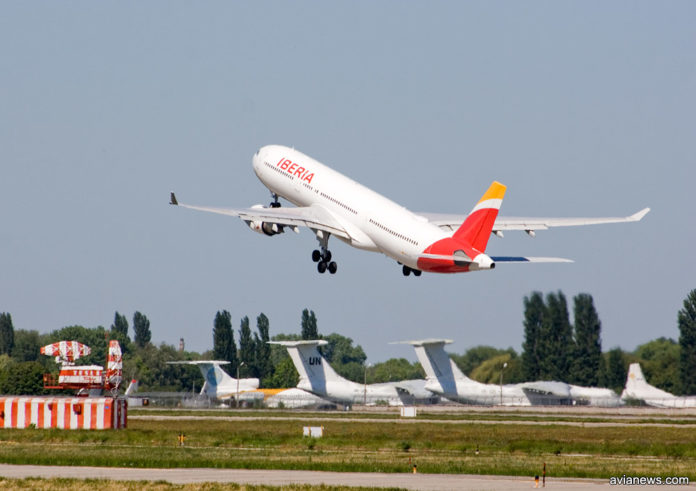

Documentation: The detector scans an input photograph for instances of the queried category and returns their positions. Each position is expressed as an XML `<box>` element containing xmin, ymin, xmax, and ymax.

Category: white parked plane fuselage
<box><xmin>271</xmin><ymin>340</ymin><xmax>434</xmax><ymax>406</ymax></box>
<box><xmin>252</xmin><ymin>145</ymin><xmax>443</xmax><ymax>269</ymax></box>
<box><xmin>403</xmin><ymin>339</ymin><xmax>622</xmax><ymax>407</ymax></box>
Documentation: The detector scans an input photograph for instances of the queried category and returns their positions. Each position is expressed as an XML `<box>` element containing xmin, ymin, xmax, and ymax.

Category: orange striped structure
<box><xmin>0</xmin><ymin>397</ymin><xmax>127</xmax><ymax>430</ymax></box>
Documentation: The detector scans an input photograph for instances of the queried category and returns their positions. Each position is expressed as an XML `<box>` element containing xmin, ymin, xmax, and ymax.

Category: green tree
<box><xmin>634</xmin><ymin>337</ymin><xmax>680</xmax><ymax>394</ymax></box>
<box><xmin>0</xmin><ymin>312</ymin><xmax>15</xmax><ymax>355</ymax></box>
<box><xmin>678</xmin><ymin>289</ymin><xmax>696</xmax><ymax>395</ymax></box>
<box><xmin>253</xmin><ymin>313</ymin><xmax>272</xmax><ymax>381</ymax></box>
<box><xmin>213</xmin><ymin>310</ymin><xmax>237</xmax><ymax>374</ymax></box>
<box><xmin>265</xmin><ymin>333</ymin><xmax>302</xmax><ymax>388</ymax></box>
<box><xmin>238</xmin><ymin>316</ymin><xmax>254</xmax><ymax>377</ymax></box>
<box><xmin>128</xmin><ymin>342</ymin><xmax>200</xmax><ymax>392</ymax></box>
<box><xmin>0</xmin><ymin>360</ymin><xmax>48</xmax><ymax>395</ymax></box>
<box><xmin>571</xmin><ymin>294</ymin><xmax>602</xmax><ymax>386</ymax></box>
<box><xmin>321</xmin><ymin>333</ymin><xmax>366</xmax><ymax>366</ymax></box>
<box><xmin>111</xmin><ymin>311</ymin><xmax>129</xmax><ymax>340</ymax></box>
<box><xmin>11</xmin><ymin>329</ymin><xmax>44</xmax><ymax>362</ymax></box>
<box><xmin>540</xmin><ymin>291</ymin><xmax>572</xmax><ymax>380</ymax></box>
<box><xmin>470</xmin><ymin>352</ymin><xmax>523</xmax><ymax>384</ymax></box>
<box><xmin>133</xmin><ymin>311</ymin><xmax>151</xmax><ymax>348</ymax></box>
<box><xmin>603</xmin><ymin>348</ymin><xmax>627</xmax><ymax>393</ymax></box>
<box><xmin>521</xmin><ymin>292</ymin><xmax>545</xmax><ymax>380</ymax></box>
<box><xmin>368</xmin><ymin>358</ymin><xmax>424</xmax><ymax>383</ymax></box>
<box><xmin>264</xmin><ymin>356</ymin><xmax>299</xmax><ymax>388</ymax></box>
<box><xmin>320</xmin><ymin>333</ymin><xmax>367</xmax><ymax>383</ymax></box>
<box><xmin>451</xmin><ymin>346</ymin><xmax>515</xmax><ymax>376</ymax></box>
<box><xmin>301</xmin><ymin>309</ymin><xmax>319</xmax><ymax>340</ymax></box>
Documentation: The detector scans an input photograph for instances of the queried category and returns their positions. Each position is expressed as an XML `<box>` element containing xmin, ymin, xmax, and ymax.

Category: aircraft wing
<box><xmin>170</xmin><ymin>193</ymin><xmax>351</xmax><ymax>240</ymax></box>
<box><xmin>419</xmin><ymin>208</ymin><xmax>650</xmax><ymax>234</ymax></box>
<box><xmin>520</xmin><ymin>381</ymin><xmax>571</xmax><ymax>397</ymax></box>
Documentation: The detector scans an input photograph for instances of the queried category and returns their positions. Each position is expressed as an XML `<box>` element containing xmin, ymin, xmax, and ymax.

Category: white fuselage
<box><xmin>297</xmin><ymin>377</ymin><xmax>429</xmax><ymax>406</ymax></box>
<box><xmin>426</xmin><ymin>377</ymin><xmax>534</xmax><ymax>406</ymax></box>
<box><xmin>252</xmin><ymin>145</ymin><xmax>448</xmax><ymax>269</ymax></box>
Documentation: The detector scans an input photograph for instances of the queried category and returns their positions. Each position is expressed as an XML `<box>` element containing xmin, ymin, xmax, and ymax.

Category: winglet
<box><xmin>169</xmin><ymin>192</ymin><xmax>178</xmax><ymax>206</ymax></box>
<box><xmin>628</xmin><ymin>207</ymin><xmax>650</xmax><ymax>222</ymax></box>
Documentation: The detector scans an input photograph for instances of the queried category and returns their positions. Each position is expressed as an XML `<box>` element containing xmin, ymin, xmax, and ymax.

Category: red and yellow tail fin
<box><xmin>453</xmin><ymin>181</ymin><xmax>506</xmax><ymax>252</ymax></box>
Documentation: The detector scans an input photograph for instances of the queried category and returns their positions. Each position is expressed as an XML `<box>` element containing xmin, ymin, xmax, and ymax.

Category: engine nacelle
<box><xmin>469</xmin><ymin>253</ymin><xmax>495</xmax><ymax>271</ymax></box>
<box><xmin>247</xmin><ymin>220</ymin><xmax>283</xmax><ymax>236</ymax></box>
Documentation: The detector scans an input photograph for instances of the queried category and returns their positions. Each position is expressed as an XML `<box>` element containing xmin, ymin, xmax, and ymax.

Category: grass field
<box><xmin>1</xmin><ymin>409</ymin><xmax>695</xmax><ymax>480</ymax></box>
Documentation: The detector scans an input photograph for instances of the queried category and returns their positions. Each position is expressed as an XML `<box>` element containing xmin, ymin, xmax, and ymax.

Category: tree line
<box><xmin>1</xmin><ymin>288</ymin><xmax>695</xmax><ymax>396</ymax></box>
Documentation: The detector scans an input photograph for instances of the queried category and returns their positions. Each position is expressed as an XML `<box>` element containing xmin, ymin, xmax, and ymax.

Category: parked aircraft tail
<box><xmin>399</xmin><ymin>339</ymin><xmax>468</xmax><ymax>395</ymax></box>
<box><xmin>269</xmin><ymin>340</ymin><xmax>348</xmax><ymax>394</ymax></box>
<box><xmin>124</xmin><ymin>379</ymin><xmax>139</xmax><ymax>396</ymax></box>
<box><xmin>453</xmin><ymin>181</ymin><xmax>506</xmax><ymax>252</ymax></box>
<box><xmin>621</xmin><ymin>362</ymin><xmax>674</xmax><ymax>402</ymax></box>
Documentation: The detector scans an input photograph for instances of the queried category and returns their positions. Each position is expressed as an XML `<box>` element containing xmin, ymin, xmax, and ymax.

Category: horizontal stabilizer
<box><xmin>268</xmin><ymin>340</ymin><xmax>329</xmax><ymax>347</ymax></box>
<box><xmin>167</xmin><ymin>360</ymin><xmax>230</xmax><ymax>366</ymax></box>
<box><xmin>490</xmin><ymin>256</ymin><xmax>573</xmax><ymax>263</ymax></box>
<box><xmin>391</xmin><ymin>339</ymin><xmax>454</xmax><ymax>346</ymax></box>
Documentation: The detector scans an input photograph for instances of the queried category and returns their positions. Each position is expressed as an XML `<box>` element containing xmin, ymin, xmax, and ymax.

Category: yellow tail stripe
<box><xmin>477</xmin><ymin>181</ymin><xmax>506</xmax><ymax>204</ymax></box>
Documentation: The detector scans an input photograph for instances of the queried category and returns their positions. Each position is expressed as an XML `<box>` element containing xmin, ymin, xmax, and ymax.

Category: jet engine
<box><xmin>246</xmin><ymin>204</ymin><xmax>284</xmax><ymax>236</ymax></box>
<box><xmin>247</xmin><ymin>220</ymin><xmax>284</xmax><ymax>236</ymax></box>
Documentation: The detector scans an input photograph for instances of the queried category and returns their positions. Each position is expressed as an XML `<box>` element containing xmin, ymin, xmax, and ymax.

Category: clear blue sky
<box><xmin>1</xmin><ymin>2</ymin><xmax>694</xmax><ymax>362</ymax></box>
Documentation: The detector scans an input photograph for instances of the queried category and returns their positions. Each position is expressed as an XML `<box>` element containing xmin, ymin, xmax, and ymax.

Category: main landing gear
<box><xmin>312</xmin><ymin>231</ymin><xmax>337</xmax><ymax>274</ymax></box>
<box><xmin>402</xmin><ymin>265</ymin><xmax>422</xmax><ymax>277</ymax></box>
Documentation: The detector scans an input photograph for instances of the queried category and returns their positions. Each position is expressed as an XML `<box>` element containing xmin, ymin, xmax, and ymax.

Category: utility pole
<box><xmin>499</xmin><ymin>362</ymin><xmax>508</xmax><ymax>405</ymax></box>
<box><xmin>363</xmin><ymin>362</ymin><xmax>369</xmax><ymax>405</ymax></box>
<box><xmin>236</xmin><ymin>361</ymin><xmax>245</xmax><ymax>409</ymax></box>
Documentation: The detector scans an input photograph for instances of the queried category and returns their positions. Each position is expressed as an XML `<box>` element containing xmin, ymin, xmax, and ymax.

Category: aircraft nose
<box><xmin>252</xmin><ymin>147</ymin><xmax>263</xmax><ymax>170</ymax></box>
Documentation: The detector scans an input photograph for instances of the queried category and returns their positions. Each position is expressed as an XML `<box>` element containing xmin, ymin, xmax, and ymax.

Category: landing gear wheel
<box><xmin>413</xmin><ymin>269</ymin><xmax>422</xmax><ymax>277</ymax></box>
<box><xmin>314</xmin><ymin>231</ymin><xmax>337</xmax><ymax>274</ymax></box>
<box><xmin>270</xmin><ymin>193</ymin><xmax>281</xmax><ymax>208</ymax></box>
<box><xmin>402</xmin><ymin>265</ymin><xmax>411</xmax><ymax>276</ymax></box>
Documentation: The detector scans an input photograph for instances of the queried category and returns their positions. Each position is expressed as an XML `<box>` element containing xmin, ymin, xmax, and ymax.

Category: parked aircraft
<box><xmin>170</xmin><ymin>145</ymin><xmax>649</xmax><ymax>275</ymax></box>
<box><xmin>247</xmin><ymin>388</ymin><xmax>333</xmax><ymax>409</ymax></box>
<box><xmin>167</xmin><ymin>361</ymin><xmax>259</xmax><ymax>400</ymax></box>
<box><xmin>271</xmin><ymin>340</ymin><xmax>436</xmax><ymax>406</ymax></box>
<box><xmin>402</xmin><ymin>339</ymin><xmax>621</xmax><ymax>407</ymax></box>
<box><xmin>169</xmin><ymin>361</ymin><xmax>330</xmax><ymax>408</ymax></box>
<box><xmin>621</xmin><ymin>363</ymin><xmax>696</xmax><ymax>408</ymax></box>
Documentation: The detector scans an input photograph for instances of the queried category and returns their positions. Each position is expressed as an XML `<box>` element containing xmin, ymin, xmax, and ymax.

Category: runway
<box><xmin>0</xmin><ymin>464</ymin><xmax>659</xmax><ymax>490</ymax></box>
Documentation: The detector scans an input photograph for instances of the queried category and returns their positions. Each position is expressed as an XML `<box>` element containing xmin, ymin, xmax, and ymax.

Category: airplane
<box><xmin>270</xmin><ymin>340</ymin><xmax>438</xmax><ymax>406</ymax></box>
<box><xmin>168</xmin><ymin>360</ymin><xmax>329</xmax><ymax>408</ymax></box>
<box><xmin>169</xmin><ymin>145</ymin><xmax>649</xmax><ymax>276</ymax></box>
<box><xmin>167</xmin><ymin>361</ymin><xmax>260</xmax><ymax>400</ymax></box>
<box><xmin>621</xmin><ymin>363</ymin><xmax>696</xmax><ymax>408</ymax></box>
<box><xmin>401</xmin><ymin>339</ymin><xmax>622</xmax><ymax>407</ymax></box>
<box><xmin>248</xmin><ymin>388</ymin><xmax>334</xmax><ymax>409</ymax></box>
